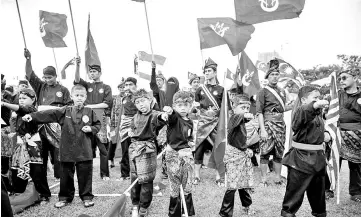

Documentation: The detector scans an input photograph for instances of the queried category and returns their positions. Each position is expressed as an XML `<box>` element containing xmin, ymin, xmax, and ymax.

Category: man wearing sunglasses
<box><xmin>338</xmin><ymin>67</ymin><xmax>361</xmax><ymax>203</ymax></box>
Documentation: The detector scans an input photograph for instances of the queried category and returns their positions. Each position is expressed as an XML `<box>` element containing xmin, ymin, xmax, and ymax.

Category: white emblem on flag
<box><xmin>82</xmin><ymin>115</ymin><xmax>89</xmax><ymax>123</ymax></box>
<box><xmin>88</xmin><ymin>88</ymin><xmax>93</xmax><ymax>93</ymax></box>
<box><xmin>209</xmin><ymin>22</ymin><xmax>230</xmax><ymax>37</ymax></box>
<box><xmin>56</xmin><ymin>91</ymin><xmax>63</xmax><ymax>98</ymax></box>
<box><xmin>39</xmin><ymin>18</ymin><xmax>48</xmax><ymax>37</ymax></box>
<box><xmin>99</xmin><ymin>88</ymin><xmax>104</xmax><ymax>94</ymax></box>
<box><xmin>242</xmin><ymin>70</ymin><xmax>255</xmax><ymax>86</ymax></box>
<box><xmin>259</xmin><ymin>0</ymin><xmax>279</xmax><ymax>12</ymax></box>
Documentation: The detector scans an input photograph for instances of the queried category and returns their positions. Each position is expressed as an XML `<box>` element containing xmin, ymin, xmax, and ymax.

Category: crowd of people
<box><xmin>1</xmin><ymin>48</ymin><xmax>360</xmax><ymax>217</ymax></box>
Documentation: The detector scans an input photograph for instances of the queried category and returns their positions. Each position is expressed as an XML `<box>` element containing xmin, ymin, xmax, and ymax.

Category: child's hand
<box><xmin>22</xmin><ymin>114</ymin><xmax>32</xmax><ymax>122</ymax></box>
<box><xmin>244</xmin><ymin>112</ymin><xmax>254</xmax><ymax>120</ymax></box>
<box><xmin>193</xmin><ymin>102</ymin><xmax>200</xmax><ymax>107</ymax></box>
<box><xmin>163</xmin><ymin>106</ymin><xmax>173</xmax><ymax>115</ymax></box>
<box><xmin>82</xmin><ymin>126</ymin><xmax>92</xmax><ymax>133</ymax></box>
<box><xmin>324</xmin><ymin>132</ymin><xmax>331</xmax><ymax>143</ymax></box>
<box><xmin>160</xmin><ymin>112</ymin><xmax>168</xmax><ymax>121</ymax></box>
<box><xmin>314</xmin><ymin>100</ymin><xmax>329</xmax><ymax>109</ymax></box>
<box><xmin>128</xmin><ymin>130</ymin><xmax>134</xmax><ymax>137</ymax></box>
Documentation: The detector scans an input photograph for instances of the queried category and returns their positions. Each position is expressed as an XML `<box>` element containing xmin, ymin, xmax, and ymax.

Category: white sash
<box><xmin>200</xmin><ymin>84</ymin><xmax>220</xmax><ymax>110</ymax></box>
<box><xmin>264</xmin><ymin>86</ymin><xmax>285</xmax><ymax>111</ymax></box>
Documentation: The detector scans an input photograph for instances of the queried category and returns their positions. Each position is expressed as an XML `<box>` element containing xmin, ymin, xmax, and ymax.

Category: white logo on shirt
<box><xmin>82</xmin><ymin>115</ymin><xmax>89</xmax><ymax>123</ymax></box>
<box><xmin>88</xmin><ymin>88</ymin><xmax>93</xmax><ymax>93</ymax></box>
<box><xmin>56</xmin><ymin>91</ymin><xmax>63</xmax><ymax>98</ymax></box>
<box><xmin>357</xmin><ymin>98</ymin><xmax>361</xmax><ymax>105</ymax></box>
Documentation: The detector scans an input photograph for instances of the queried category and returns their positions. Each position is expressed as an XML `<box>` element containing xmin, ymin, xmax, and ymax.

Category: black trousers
<box><xmin>169</xmin><ymin>194</ymin><xmax>195</xmax><ymax>217</ymax></box>
<box><xmin>11</xmin><ymin>164</ymin><xmax>51</xmax><ymax>198</ymax></box>
<box><xmin>194</xmin><ymin>139</ymin><xmax>213</xmax><ymax>165</ymax></box>
<box><xmin>59</xmin><ymin>160</ymin><xmax>94</xmax><ymax>202</ymax></box>
<box><xmin>120</xmin><ymin>138</ymin><xmax>130</xmax><ymax>178</ymax></box>
<box><xmin>1</xmin><ymin>178</ymin><xmax>13</xmax><ymax>217</ymax></box>
<box><xmin>281</xmin><ymin>167</ymin><xmax>326</xmax><ymax>217</ymax></box>
<box><xmin>219</xmin><ymin>189</ymin><xmax>252</xmax><ymax>217</ymax></box>
<box><xmin>130</xmin><ymin>176</ymin><xmax>153</xmax><ymax>209</ymax></box>
<box><xmin>1</xmin><ymin>156</ymin><xmax>12</xmax><ymax>193</ymax></box>
<box><xmin>94</xmin><ymin>137</ymin><xmax>109</xmax><ymax>178</ymax></box>
<box><xmin>340</xmin><ymin>158</ymin><xmax>361</xmax><ymax>196</ymax></box>
<box><xmin>39</xmin><ymin>128</ymin><xmax>60</xmax><ymax>179</ymax></box>
<box><xmin>108</xmin><ymin>142</ymin><xmax>116</xmax><ymax>162</ymax></box>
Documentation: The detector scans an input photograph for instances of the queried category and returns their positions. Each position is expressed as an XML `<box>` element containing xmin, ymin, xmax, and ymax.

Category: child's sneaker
<box><xmin>131</xmin><ymin>206</ymin><xmax>139</xmax><ymax>217</ymax></box>
<box><xmin>54</xmin><ymin>200</ymin><xmax>70</xmax><ymax>208</ymax></box>
<box><xmin>83</xmin><ymin>200</ymin><xmax>94</xmax><ymax>208</ymax></box>
<box><xmin>139</xmin><ymin>207</ymin><xmax>148</xmax><ymax>217</ymax></box>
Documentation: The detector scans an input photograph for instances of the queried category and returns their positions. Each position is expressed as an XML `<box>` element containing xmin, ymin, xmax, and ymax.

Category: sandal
<box><xmin>193</xmin><ymin>177</ymin><xmax>201</xmax><ymax>185</ymax></box>
<box><xmin>83</xmin><ymin>200</ymin><xmax>95</xmax><ymax>208</ymax></box>
<box><xmin>274</xmin><ymin>179</ymin><xmax>285</xmax><ymax>186</ymax></box>
<box><xmin>243</xmin><ymin>207</ymin><xmax>256</xmax><ymax>215</ymax></box>
<box><xmin>215</xmin><ymin>179</ymin><xmax>225</xmax><ymax>187</ymax></box>
<box><xmin>54</xmin><ymin>201</ymin><xmax>70</xmax><ymax>208</ymax></box>
<box><xmin>260</xmin><ymin>181</ymin><xmax>270</xmax><ymax>187</ymax></box>
<box><xmin>350</xmin><ymin>195</ymin><xmax>361</xmax><ymax>202</ymax></box>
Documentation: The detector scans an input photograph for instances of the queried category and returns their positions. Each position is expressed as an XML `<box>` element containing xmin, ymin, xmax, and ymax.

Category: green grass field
<box><xmin>15</xmin><ymin>156</ymin><xmax>361</xmax><ymax>217</ymax></box>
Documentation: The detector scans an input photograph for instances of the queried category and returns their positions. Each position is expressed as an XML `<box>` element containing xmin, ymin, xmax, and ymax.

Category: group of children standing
<box><xmin>1</xmin><ymin>52</ymin><xmax>341</xmax><ymax>218</ymax></box>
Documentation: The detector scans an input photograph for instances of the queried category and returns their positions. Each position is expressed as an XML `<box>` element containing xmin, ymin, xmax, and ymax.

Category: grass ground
<box><xmin>15</xmin><ymin>156</ymin><xmax>361</xmax><ymax>217</ymax></box>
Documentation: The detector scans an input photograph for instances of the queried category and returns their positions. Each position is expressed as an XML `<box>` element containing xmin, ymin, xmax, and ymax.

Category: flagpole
<box><xmin>15</xmin><ymin>0</ymin><xmax>27</xmax><ymax>49</ymax></box>
<box><xmin>223</xmin><ymin>71</ymin><xmax>228</xmax><ymax>187</ymax></box>
<box><xmin>68</xmin><ymin>0</ymin><xmax>79</xmax><ymax>56</ymax></box>
<box><xmin>143</xmin><ymin>1</ymin><xmax>154</xmax><ymax>61</ymax></box>
<box><xmin>52</xmin><ymin>48</ymin><xmax>59</xmax><ymax>77</ymax></box>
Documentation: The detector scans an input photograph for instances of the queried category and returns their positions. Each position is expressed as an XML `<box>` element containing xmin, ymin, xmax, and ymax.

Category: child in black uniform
<box><xmin>23</xmin><ymin>85</ymin><xmax>101</xmax><ymax>208</ymax></box>
<box><xmin>1</xmin><ymin>88</ymin><xmax>51</xmax><ymax>202</ymax></box>
<box><xmin>281</xmin><ymin>86</ymin><xmax>331</xmax><ymax>217</ymax></box>
<box><xmin>163</xmin><ymin>91</ymin><xmax>196</xmax><ymax>217</ymax></box>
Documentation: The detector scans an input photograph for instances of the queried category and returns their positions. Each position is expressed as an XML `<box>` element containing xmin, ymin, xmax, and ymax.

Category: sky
<box><xmin>1</xmin><ymin>0</ymin><xmax>361</xmax><ymax>92</ymax></box>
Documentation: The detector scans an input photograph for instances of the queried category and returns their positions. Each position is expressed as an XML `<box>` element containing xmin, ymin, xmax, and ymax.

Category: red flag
<box><xmin>325</xmin><ymin>72</ymin><xmax>341</xmax><ymax>204</ymax></box>
<box><xmin>276</xmin><ymin>58</ymin><xmax>305</xmax><ymax>88</ymax></box>
<box><xmin>138</xmin><ymin>51</ymin><xmax>166</xmax><ymax>65</ymax></box>
<box><xmin>39</xmin><ymin>10</ymin><xmax>68</xmax><ymax>48</ymax></box>
<box><xmin>226</xmin><ymin>68</ymin><xmax>234</xmax><ymax>80</ymax></box>
<box><xmin>234</xmin><ymin>0</ymin><xmax>305</xmax><ymax>24</ymax></box>
<box><xmin>208</xmin><ymin>89</ymin><xmax>227</xmax><ymax>174</ymax></box>
<box><xmin>237</xmin><ymin>51</ymin><xmax>261</xmax><ymax>96</ymax></box>
<box><xmin>85</xmin><ymin>14</ymin><xmax>101</xmax><ymax>73</ymax></box>
<box><xmin>198</xmin><ymin>18</ymin><xmax>255</xmax><ymax>56</ymax></box>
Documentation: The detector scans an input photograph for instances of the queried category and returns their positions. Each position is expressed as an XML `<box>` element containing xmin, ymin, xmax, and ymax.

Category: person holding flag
<box><xmin>281</xmin><ymin>86</ymin><xmax>331</xmax><ymax>217</ymax></box>
<box><xmin>219</xmin><ymin>94</ymin><xmax>255</xmax><ymax>217</ymax></box>
<box><xmin>338</xmin><ymin>67</ymin><xmax>361</xmax><ymax>203</ymax></box>
<box><xmin>193</xmin><ymin>58</ymin><xmax>226</xmax><ymax>186</ymax></box>
<box><xmin>256</xmin><ymin>59</ymin><xmax>292</xmax><ymax>186</ymax></box>
<box><xmin>24</xmin><ymin>49</ymin><xmax>72</xmax><ymax>182</ymax></box>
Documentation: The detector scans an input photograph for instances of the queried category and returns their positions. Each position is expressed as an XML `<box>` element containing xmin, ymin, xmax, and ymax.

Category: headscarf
<box><xmin>165</xmin><ymin>77</ymin><xmax>180</xmax><ymax>106</ymax></box>
<box><xmin>43</xmin><ymin>66</ymin><xmax>57</xmax><ymax>76</ymax></box>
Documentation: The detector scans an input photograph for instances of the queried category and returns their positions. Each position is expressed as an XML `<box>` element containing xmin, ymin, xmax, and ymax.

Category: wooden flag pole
<box><xmin>15</xmin><ymin>0</ymin><xmax>27</xmax><ymax>49</ymax></box>
<box><xmin>68</xmin><ymin>0</ymin><xmax>79</xmax><ymax>56</ymax></box>
<box><xmin>143</xmin><ymin>1</ymin><xmax>154</xmax><ymax>61</ymax></box>
<box><xmin>180</xmin><ymin>185</ymin><xmax>188</xmax><ymax>217</ymax></box>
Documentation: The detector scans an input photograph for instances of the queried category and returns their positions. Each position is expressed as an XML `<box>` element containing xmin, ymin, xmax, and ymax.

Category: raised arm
<box><xmin>60</xmin><ymin>58</ymin><xmax>74</xmax><ymax>80</ymax></box>
<box><xmin>24</xmin><ymin>49</ymin><xmax>43</xmax><ymax>95</ymax></box>
<box><xmin>74</xmin><ymin>56</ymin><xmax>81</xmax><ymax>83</ymax></box>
